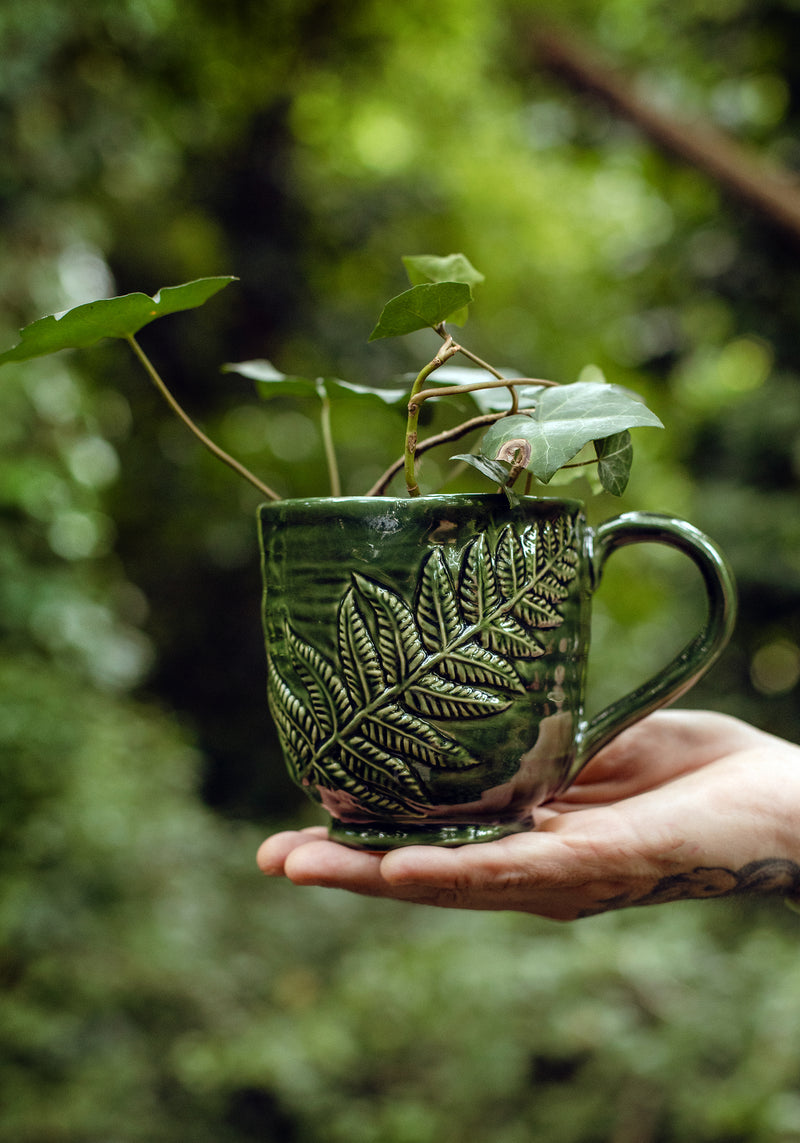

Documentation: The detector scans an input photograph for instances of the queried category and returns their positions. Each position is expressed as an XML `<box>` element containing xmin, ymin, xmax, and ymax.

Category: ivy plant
<box><xmin>0</xmin><ymin>257</ymin><xmax>662</xmax><ymax>502</ymax></box>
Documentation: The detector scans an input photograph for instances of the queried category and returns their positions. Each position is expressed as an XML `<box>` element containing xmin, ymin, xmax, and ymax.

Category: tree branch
<box><xmin>531</xmin><ymin>23</ymin><xmax>800</xmax><ymax>243</ymax></box>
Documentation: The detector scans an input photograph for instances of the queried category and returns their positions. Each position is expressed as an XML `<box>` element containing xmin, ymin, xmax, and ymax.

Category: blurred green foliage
<box><xmin>4</xmin><ymin>0</ymin><xmax>800</xmax><ymax>1138</ymax></box>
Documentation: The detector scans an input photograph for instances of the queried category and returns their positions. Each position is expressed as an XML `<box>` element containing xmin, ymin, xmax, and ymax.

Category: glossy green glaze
<box><xmin>258</xmin><ymin>495</ymin><xmax>736</xmax><ymax>849</ymax></box>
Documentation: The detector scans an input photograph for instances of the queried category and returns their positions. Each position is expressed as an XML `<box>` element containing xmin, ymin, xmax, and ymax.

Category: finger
<box><xmin>282</xmin><ymin>838</ymin><xmax>439</xmax><ymax>903</ymax></box>
<box><xmin>380</xmin><ymin>831</ymin><xmax>575</xmax><ymax>898</ymax></box>
<box><xmin>257</xmin><ymin>827</ymin><xmax>329</xmax><ymax>875</ymax></box>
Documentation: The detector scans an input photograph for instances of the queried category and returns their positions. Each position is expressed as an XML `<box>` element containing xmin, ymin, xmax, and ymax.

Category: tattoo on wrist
<box><xmin>582</xmin><ymin>858</ymin><xmax>800</xmax><ymax>917</ymax></box>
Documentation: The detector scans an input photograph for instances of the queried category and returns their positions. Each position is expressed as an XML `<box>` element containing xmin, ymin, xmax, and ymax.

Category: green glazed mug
<box><xmin>259</xmin><ymin>495</ymin><xmax>736</xmax><ymax>850</ymax></box>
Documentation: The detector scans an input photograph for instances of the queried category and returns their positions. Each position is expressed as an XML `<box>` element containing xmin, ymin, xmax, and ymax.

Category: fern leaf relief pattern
<box><xmin>268</xmin><ymin>518</ymin><xmax>579</xmax><ymax>818</ymax></box>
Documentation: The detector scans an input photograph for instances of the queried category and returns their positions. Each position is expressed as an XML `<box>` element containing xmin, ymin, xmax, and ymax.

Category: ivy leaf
<box><xmin>595</xmin><ymin>431</ymin><xmax>633</xmax><ymax>496</ymax></box>
<box><xmin>480</xmin><ymin>381</ymin><xmax>663</xmax><ymax>483</ymax></box>
<box><xmin>451</xmin><ymin>453</ymin><xmax>514</xmax><ymax>486</ymax></box>
<box><xmin>402</xmin><ymin>253</ymin><xmax>485</xmax><ymax>289</ymax></box>
<box><xmin>368</xmin><ymin>282</ymin><xmax>472</xmax><ymax>341</ymax></box>
<box><xmin>401</xmin><ymin>254</ymin><xmax>484</xmax><ymax>326</ymax></box>
<box><xmin>451</xmin><ymin>453</ymin><xmax>521</xmax><ymax>506</ymax></box>
<box><xmin>0</xmin><ymin>277</ymin><xmax>237</xmax><ymax>365</ymax></box>
<box><xmin>222</xmin><ymin>360</ymin><xmax>320</xmax><ymax>400</ymax></box>
<box><xmin>223</xmin><ymin>359</ymin><xmax>409</xmax><ymax>406</ymax></box>
<box><xmin>222</xmin><ymin>359</ymin><xmax>287</xmax><ymax>383</ymax></box>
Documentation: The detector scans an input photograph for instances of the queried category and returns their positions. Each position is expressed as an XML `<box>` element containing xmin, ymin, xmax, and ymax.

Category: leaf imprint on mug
<box><xmin>268</xmin><ymin>519</ymin><xmax>579</xmax><ymax>816</ymax></box>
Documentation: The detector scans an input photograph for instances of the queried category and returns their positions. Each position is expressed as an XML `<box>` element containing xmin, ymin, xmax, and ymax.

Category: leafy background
<box><xmin>3</xmin><ymin>0</ymin><xmax>800</xmax><ymax>1139</ymax></box>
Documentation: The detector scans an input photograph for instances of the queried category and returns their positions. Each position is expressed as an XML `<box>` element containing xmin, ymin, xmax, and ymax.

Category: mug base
<box><xmin>328</xmin><ymin>818</ymin><xmax>532</xmax><ymax>851</ymax></box>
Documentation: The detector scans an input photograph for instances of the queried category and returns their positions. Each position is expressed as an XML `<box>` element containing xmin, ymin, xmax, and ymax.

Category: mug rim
<box><xmin>258</xmin><ymin>492</ymin><xmax>586</xmax><ymax>515</ymax></box>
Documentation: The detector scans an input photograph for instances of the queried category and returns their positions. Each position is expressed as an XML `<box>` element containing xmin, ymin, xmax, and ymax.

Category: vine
<box><xmin>0</xmin><ymin>257</ymin><xmax>664</xmax><ymax>501</ymax></box>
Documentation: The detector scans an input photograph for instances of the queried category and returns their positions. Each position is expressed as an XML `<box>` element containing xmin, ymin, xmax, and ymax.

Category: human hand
<box><xmin>257</xmin><ymin>711</ymin><xmax>800</xmax><ymax>920</ymax></box>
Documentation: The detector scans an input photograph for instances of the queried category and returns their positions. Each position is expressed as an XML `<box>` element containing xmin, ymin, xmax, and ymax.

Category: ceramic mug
<box><xmin>259</xmin><ymin>495</ymin><xmax>736</xmax><ymax>850</ymax></box>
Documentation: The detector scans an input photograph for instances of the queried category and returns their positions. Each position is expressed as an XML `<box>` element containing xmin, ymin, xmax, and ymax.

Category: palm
<box><xmin>537</xmin><ymin>708</ymin><xmax>756</xmax><ymax>813</ymax></box>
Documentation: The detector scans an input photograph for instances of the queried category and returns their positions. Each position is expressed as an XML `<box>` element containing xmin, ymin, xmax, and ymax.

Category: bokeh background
<box><xmin>4</xmin><ymin>1</ymin><xmax>800</xmax><ymax>1139</ymax></box>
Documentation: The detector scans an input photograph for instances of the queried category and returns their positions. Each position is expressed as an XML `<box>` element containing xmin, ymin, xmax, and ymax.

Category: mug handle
<box><xmin>574</xmin><ymin>511</ymin><xmax>737</xmax><ymax>773</ymax></box>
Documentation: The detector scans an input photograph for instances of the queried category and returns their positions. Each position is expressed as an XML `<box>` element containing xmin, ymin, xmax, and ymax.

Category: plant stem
<box><xmin>410</xmin><ymin>375</ymin><xmax>558</xmax><ymax>410</ymax></box>
<box><xmin>561</xmin><ymin>457</ymin><xmax>600</xmax><ymax>469</ymax></box>
<box><xmin>403</xmin><ymin>325</ymin><xmax>564</xmax><ymax>496</ymax></box>
<box><xmin>434</xmin><ymin>323</ymin><xmax>505</xmax><ymax>380</ymax></box>
<box><xmin>316</xmin><ymin>379</ymin><xmax>341</xmax><ymax>496</ymax></box>
<box><xmin>433</xmin><ymin>323</ymin><xmax>560</xmax><ymax>412</ymax></box>
<box><xmin>404</xmin><ymin>336</ymin><xmax>460</xmax><ymax>496</ymax></box>
<box><xmin>126</xmin><ymin>334</ymin><xmax>282</xmax><ymax>502</ymax></box>
<box><xmin>367</xmin><ymin>411</ymin><xmax>506</xmax><ymax>496</ymax></box>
